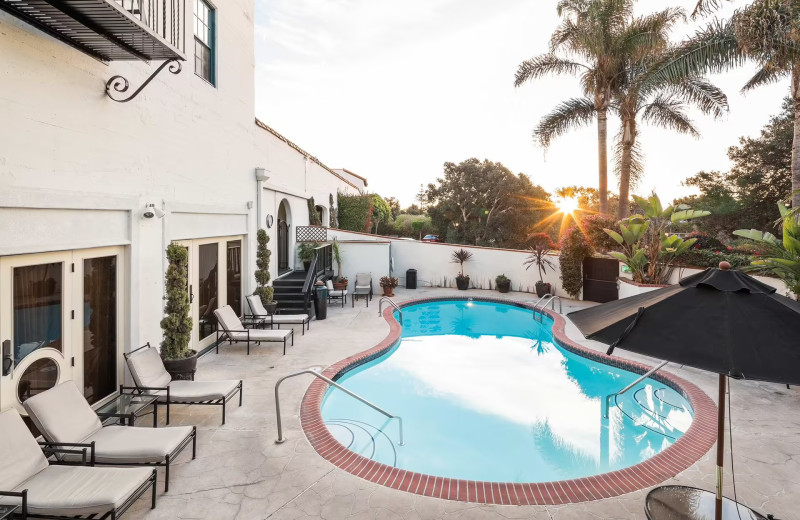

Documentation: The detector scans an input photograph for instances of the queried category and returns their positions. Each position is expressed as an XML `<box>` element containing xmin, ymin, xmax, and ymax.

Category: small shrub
<box><xmin>685</xmin><ymin>231</ymin><xmax>726</xmax><ymax>251</ymax></box>
<box><xmin>676</xmin><ymin>249</ymin><xmax>753</xmax><ymax>269</ymax></box>
<box><xmin>495</xmin><ymin>274</ymin><xmax>509</xmax><ymax>284</ymax></box>
<box><xmin>559</xmin><ymin>226</ymin><xmax>592</xmax><ymax>298</ymax></box>
<box><xmin>582</xmin><ymin>214</ymin><xmax>620</xmax><ymax>253</ymax></box>
<box><xmin>380</xmin><ymin>276</ymin><xmax>399</xmax><ymax>288</ymax></box>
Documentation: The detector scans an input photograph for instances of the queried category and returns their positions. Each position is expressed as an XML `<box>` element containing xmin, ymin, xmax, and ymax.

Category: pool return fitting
<box><xmin>274</xmin><ymin>368</ymin><xmax>405</xmax><ymax>446</ymax></box>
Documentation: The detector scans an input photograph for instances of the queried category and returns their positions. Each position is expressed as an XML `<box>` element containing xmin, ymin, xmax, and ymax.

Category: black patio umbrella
<box><xmin>568</xmin><ymin>263</ymin><xmax>800</xmax><ymax>520</ymax></box>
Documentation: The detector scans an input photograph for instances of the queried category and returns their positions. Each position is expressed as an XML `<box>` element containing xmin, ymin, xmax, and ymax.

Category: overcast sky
<box><xmin>253</xmin><ymin>0</ymin><xmax>789</xmax><ymax>207</ymax></box>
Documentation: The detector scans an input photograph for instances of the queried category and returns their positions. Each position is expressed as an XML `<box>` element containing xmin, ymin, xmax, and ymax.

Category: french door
<box><xmin>0</xmin><ymin>247</ymin><xmax>124</xmax><ymax>413</ymax></box>
<box><xmin>176</xmin><ymin>237</ymin><xmax>242</xmax><ymax>351</ymax></box>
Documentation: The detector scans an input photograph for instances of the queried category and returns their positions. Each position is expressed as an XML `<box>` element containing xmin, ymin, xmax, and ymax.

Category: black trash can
<box><xmin>406</xmin><ymin>269</ymin><xmax>417</xmax><ymax>289</ymax></box>
<box><xmin>314</xmin><ymin>285</ymin><xmax>328</xmax><ymax>320</ymax></box>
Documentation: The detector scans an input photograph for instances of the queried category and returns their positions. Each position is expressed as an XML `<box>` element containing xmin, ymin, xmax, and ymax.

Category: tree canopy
<box><xmin>425</xmin><ymin>158</ymin><xmax>551</xmax><ymax>249</ymax></box>
<box><xmin>677</xmin><ymin>97</ymin><xmax>793</xmax><ymax>237</ymax></box>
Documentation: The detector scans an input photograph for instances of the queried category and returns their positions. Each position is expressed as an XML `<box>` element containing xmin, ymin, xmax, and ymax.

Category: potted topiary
<box><xmin>297</xmin><ymin>242</ymin><xmax>317</xmax><ymax>271</ymax></box>
<box><xmin>451</xmin><ymin>248</ymin><xmax>473</xmax><ymax>290</ymax></box>
<box><xmin>495</xmin><ymin>274</ymin><xmax>511</xmax><ymax>293</ymax></box>
<box><xmin>331</xmin><ymin>238</ymin><xmax>348</xmax><ymax>289</ymax></box>
<box><xmin>380</xmin><ymin>276</ymin><xmax>399</xmax><ymax>297</ymax></box>
<box><xmin>254</xmin><ymin>229</ymin><xmax>278</xmax><ymax>314</ymax></box>
<box><xmin>160</xmin><ymin>243</ymin><xmax>197</xmax><ymax>380</ymax></box>
<box><xmin>524</xmin><ymin>233</ymin><xmax>556</xmax><ymax>297</ymax></box>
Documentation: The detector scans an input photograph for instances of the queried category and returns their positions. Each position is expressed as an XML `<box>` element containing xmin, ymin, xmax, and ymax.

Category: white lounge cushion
<box><xmin>355</xmin><ymin>273</ymin><xmax>371</xmax><ymax>288</ymax></box>
<box><xmin>159</xmin><ymin>379</ymin><xmax>241</xmax><ymax>403</ymax></box>
<box><xmin>23</xmin><ymin>382</ymin><xmax>102</xmax><ymax>445</ymax></box>
<box><xmin>214</xmin><ymin>305</ymin><xmax>246</xmax><ymax>333</ymax></box>
<box><xmin>126</xmin><ymin>346</ymin><xmax>173</xmax><ymax>389</ymax></box>
<box><xmin>269</xmin><ymin>314</ymin><xmax>309</xmax><ymax>324</ymax></box>
<box><xmin>79</xmin><ymin>425</ymin><xmax>194</xmax><ymax>464</ymax></box>
<box><xmin>9</xmin><ymin>465</ymin><xmax>153</xmax><ymax>516</ymax></box>
<box><xmin>224</xmin><ymin>328</ymin><xmax>291</xmax><ymax>342</ymax></box>
<box><xmin>0</xmin><ymin>410</ymin><xmax>49</xmax><ymax>490</ymax></box>
<box><xmin>246</xmin><ymin>294</ymin><xmax>270</xmax><ymax>316</ymax></box>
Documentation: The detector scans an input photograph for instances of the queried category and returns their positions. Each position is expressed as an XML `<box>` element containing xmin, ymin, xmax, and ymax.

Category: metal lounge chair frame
<box><xmin>244</xmin><ymin>295</ymin><xmax>310</xmax><ymax>335</ymax></box>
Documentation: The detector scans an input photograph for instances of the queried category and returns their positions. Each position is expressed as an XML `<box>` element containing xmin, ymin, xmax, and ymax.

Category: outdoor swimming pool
<box><xmin>320</xmin><ymin>299</ymin><xmax>694</xmax><ymax>483</ymax></box>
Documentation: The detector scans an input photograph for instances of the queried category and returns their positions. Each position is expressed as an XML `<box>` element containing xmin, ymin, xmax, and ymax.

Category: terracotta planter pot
<box><xmin>333</xmin><ymin>282</ymin><xmax>348</xmax><ymax>291</ymax></box>
<box><xmin>162</xmin><ymin>350</ymin><xmax>198</xmax><ymax>381</ymax></box>
<box><xmin>496</xmin><ymin>280</ymin><xmax>511</xmax><ymax>293</ymax></box>
<box><xmin>456</xmin><ymin>277</ymin><xmax>470</xmax><ymax>290</ymax></box>
<box><xmin>382</xmin><ymin>287</ymin><xmax>395</xmax><ymax>297</ymax></box>
<box><xmin>535</xmin><ymin>283</ymin><xmax>551</xmax><ymax>297</ymax></box>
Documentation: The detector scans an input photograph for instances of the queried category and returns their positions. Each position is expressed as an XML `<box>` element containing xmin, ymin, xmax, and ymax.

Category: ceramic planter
<box><xmin>162</xmin><ymin>350</ymin><xmax>198</xmax><ymax>381</ymax></box>
<box><xmin>456</xmin><ymin>277</ymin><xmax>470</xmax><ymax>290</ymax></box>
<box><xmin>496</xmin><ymin>280</ymin><xmax>511</xmax><ymax>293</ymax></box>
<box><xmin>535</xmin><ymin>282</ymin><xmax>551</xmax><ymax>297</ymax></box>
<box><xmin>382</xmin><ymin>286</ymin><xmax>395</xmax><ymax>297</ymax></box>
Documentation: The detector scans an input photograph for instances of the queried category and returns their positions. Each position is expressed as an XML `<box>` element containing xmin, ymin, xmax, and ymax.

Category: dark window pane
<box><xmin>83</xmin><ymin>256</ymin><xmax>117</xmax><ymax>404</ymax></box>
<box><xmin>227</xmin><ymin>240</ymin><xmax>242</xmax><ymax>317</ymax></box>
<box><xmin>18</xmin><ymin>357</ymin><xmax>59</xmax><ymax>403</ymax></box>
<box><xmin>198</xmin><ymin>243</ymin><xmax>218</xmax><ymax>339</ymax></box>
<box><xmin>13</xmin><ymin>263</ymin><xmax>62</xmax><ymax>365</ymax></box>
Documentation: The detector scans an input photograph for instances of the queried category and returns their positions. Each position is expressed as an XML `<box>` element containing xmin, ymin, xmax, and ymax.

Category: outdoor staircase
<box><xmin>273</xmin><ymin>271</ymin><xmax>311</xmax><ymax>314</ymax></box>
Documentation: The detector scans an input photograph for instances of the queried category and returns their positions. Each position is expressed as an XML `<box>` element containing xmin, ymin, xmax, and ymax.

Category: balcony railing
<box><xmin>0</xmin><ymin>0</ymin><xmax>185</xmax><ymax>62</ymax></box>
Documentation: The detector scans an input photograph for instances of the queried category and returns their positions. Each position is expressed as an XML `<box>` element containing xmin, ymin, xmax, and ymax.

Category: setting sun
<box><xmin>556</xmin><ymin>196</ymin><xmax>579</xmax><ymax>214</ymax></box>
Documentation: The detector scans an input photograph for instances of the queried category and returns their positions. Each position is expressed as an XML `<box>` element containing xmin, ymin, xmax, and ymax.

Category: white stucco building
<box><xmin>0</xmin><ymin>0</ymin><xmax>361</xmax><ymax>415</ymax></box>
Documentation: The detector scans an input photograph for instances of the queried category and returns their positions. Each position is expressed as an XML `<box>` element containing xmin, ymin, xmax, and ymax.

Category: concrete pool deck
<box><xmin>128</xmin><ymin>287</ymin><xmax>800</xmax><ymax>520</ymax></box>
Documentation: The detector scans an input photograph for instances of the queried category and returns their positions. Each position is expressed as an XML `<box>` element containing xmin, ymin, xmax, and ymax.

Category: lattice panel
<box><xmin>296</xmin><ymin>226</ymin><xmax>327</xmax><ymax>242</ymax></box>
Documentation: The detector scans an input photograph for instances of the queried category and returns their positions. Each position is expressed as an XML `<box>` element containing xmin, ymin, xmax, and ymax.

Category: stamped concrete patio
<box><xmin>127</xmin><ymin>287</ymin><xmax>800</xmax><ymax>520</ymax></box>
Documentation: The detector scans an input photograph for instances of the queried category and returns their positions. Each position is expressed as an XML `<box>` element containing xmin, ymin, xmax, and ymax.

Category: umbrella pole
<box><xmin>715</xmin><ymin>374</ymin><xmax>726</xmax><ymax>520</ymax></box>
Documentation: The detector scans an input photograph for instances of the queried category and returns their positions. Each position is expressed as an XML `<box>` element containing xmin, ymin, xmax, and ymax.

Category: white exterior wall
<box><xmin>335</xmin><ymin>242</ymin><xmax>391</xmax><ymax>286</ymax></box>
<box><xmin>326</xmin><ymin>229</ymin><xmax>567</xmax><ymax>296</ymax></box>
<box><xmin>0</xmin><ymin>0</ymin><xmax>358</xmax><ymax>412</ymax></box>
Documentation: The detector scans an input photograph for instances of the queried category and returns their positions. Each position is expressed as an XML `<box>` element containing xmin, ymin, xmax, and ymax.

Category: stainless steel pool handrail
<box><xmin>602</xmin><ymin>360</ymin><xmax>669</xmax><ymax>418</ymax></box>
<box><xmin>532</xmin><ymin>294</ymin><xmax>561</xmax><ymax>320</ymax></box>
<box><xmin>379</xmin><ymin>297</ymin><xmax>403</xmax><ymax>324</ymax></box>
<box><xmin>274</xmin><ymin>368</ymin><xmax>405</xmax><ymax>446</ymax></box>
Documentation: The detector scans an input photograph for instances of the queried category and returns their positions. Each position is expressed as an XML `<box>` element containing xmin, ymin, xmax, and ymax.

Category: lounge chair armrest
<box><xmin>0</xmin><ymin>489</ymin><xmax>27</xmax><ymax>515</ymax></box>
<box><xmin>39</xmin><ymin>440</ymin><xmax>96</xmax><ymax>466</ymax></box>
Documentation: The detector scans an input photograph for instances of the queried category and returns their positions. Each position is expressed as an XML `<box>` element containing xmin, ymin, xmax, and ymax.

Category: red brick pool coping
<box><xmin>300</xmin><ymin>297</ymin><xmax>717</xmax><ymax>505</ymax></box>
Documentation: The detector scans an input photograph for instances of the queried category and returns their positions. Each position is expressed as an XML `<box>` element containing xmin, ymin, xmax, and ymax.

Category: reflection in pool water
<box><xmin>321</xmin><ymin>300</ymin><xmax>692</xmax><ymax>482</ymax></box>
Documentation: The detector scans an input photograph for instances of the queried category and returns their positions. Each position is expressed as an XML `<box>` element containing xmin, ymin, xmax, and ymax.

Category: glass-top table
<box><xmin>645</xmin><ymin>486</ymin><xmax>767</xmax><ymax>520</ymax></box>
<box><xmin>96</xmin><ymin>393</ymin><xmax>159</xmax><ymax>427</ymax></box>
<box><xmin>0</xmin><ymin>505</ymin><xmax>19</xmax><ymax>520</ymax></box>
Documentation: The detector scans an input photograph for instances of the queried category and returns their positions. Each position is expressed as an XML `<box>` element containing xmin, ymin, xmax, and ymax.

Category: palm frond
<box><xmin>617</xmin><ymin>7</ymin><xmax>686</xmax><ymax>61</ymax></box>
<box><xmin>742</xmin><ymin>63</ymin><xmax>787</xmax><ymax>93</ymax></box>
<box><xmin>668</xmin><ymin>76</ymin><xmax>729</xmax><ymax>118</ymax></box>
<box><xmin>514</xmin><ymin>54</ymin><xmax>587</xmax><ymax>87</ymax></box>
<box><xmin>534</xmin><ymin>97</ymin><xmax>597</xmax><ymax>149</ymax></box>
<box><xmin>648</xmin><ymin>18</ymin><xmax>743</xmax><ymax>85</ymax></box>
<box><xmin>641</xmin><ymin>95</ymin><xmax>700</xmax><ymax>137</ymax></box>
<box><xmin>691</xmin><ymin>0</ymin><xmax>729</xmax><ymax>19</ymax></box>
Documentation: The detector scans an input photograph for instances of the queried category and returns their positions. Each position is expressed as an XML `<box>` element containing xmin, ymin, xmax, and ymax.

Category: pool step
<box><xmin>326</xmin><ymin>418</ymin><xmax>398</xmax><ymax>467</ymax></box>
<box><xmin>612</xmin><ymin>387</ymin><xmax>692</xmax><ymax>439</ymax></box>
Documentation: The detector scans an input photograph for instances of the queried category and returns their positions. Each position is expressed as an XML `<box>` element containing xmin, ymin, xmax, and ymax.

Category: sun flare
<box><xmin>556</xmin><ymin>196</ymin><xmax>579</xmax><ymax>215</ymax></box>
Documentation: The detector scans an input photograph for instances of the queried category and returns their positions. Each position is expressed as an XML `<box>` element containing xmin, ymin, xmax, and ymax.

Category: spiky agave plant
<box><xmin>451</xmin><ymin>248</ymin><xmax>474</xmax><ymax>280</ymax></box>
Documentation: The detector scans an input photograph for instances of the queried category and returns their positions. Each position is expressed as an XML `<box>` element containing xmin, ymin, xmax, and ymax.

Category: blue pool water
<box><xmin>321</xmin><ymin>300</ymin><xmax>693</xmax><ymax>482</ymax></box>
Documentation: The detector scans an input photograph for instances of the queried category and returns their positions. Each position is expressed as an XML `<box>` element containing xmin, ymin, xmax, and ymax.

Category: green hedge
<box><xmin>337</xmin><ymin>193</ymin><xmax>373</xmax><ymax>232</ymax></box>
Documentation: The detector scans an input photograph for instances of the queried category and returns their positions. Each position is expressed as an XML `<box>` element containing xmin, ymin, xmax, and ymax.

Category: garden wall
<box><xmin>326</xmin><ymin>228</ymin><xmax>566</xmax><ymax>296</ymax></box>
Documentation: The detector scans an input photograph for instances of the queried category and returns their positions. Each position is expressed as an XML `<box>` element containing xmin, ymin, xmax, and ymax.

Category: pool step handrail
<box><xmin>602</xmin><ymin>360</ymin><xmax>669</xmax><ymax>418</ymax></box>
<box><xmin>379</xmin><ymin>297</ymin><xmax>403</xmax><ymax>324</ymax></box>
<box><xmin>532</xmin><ymin>294</ymin><xmax>561</xmax><ymax>321</ymax></box>
<box><xmin>274</xmin><ymin>368</ymin><xmax>404</xmax><ymax>446</ymax></box>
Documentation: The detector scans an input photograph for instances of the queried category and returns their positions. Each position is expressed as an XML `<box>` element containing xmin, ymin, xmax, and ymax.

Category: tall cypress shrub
<box><xmin>161</xmin><ymin>243</ymin><xmax>193</xmax><ymax>359</ymax></box>
<box><xmin>254</xmin><ymin>229</ymin><xmax>274</xmax><ymax>304</ymax></box>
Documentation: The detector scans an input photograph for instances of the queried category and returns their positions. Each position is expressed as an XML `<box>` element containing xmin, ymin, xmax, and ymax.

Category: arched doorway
<box><xmin>277</xmin><ymin>200</ymin><xmax>291</xmax><ymax>274</ymax></box>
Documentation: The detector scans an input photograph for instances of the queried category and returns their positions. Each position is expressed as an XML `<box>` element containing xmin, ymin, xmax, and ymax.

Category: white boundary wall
<box><xmin>326</xmin><ymin>228</ymin><xmax>566</xmax><ymax>296</ymax></box>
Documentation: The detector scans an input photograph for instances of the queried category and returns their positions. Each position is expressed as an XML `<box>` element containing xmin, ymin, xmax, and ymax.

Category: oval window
<box><xmin>17</xmin><ymin>358</ymin><xmax>59</xmax><ymax>403</ymax></box>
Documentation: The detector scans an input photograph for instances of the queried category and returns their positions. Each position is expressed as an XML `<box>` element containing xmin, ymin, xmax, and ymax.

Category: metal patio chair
<box><xmin>0</xmin><ymin>409</ymin><xmax>157</xmax><ymax>519</ymax></box>
<box><xmin>124</xmin><ymin>343</ymin><xmax>243</xmax><ymax>425</ymax></box>
<box><xmin>23</xmin><ymin>381</ymin><xmax>196</xmax><ymax>492</ymax></box>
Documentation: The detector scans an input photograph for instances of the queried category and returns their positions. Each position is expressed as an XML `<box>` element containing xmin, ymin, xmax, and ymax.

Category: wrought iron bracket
<box><xmin>106</xmin><ymin>59</ymin><xmax>182</xmax><ymax>103</ymax></box>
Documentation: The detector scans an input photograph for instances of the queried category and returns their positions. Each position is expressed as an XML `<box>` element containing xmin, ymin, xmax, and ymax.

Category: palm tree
<box><xmin>614</xmin><ymin>57</ymin><xmax>728</xmax><ymax>217</ymax></box>
<box><xmin>515</xmin><ymin>0</ymin><xmax>637</xmax><ymax>215</ymax></box>
<box><xmin>656</xmin><ymin>0</ymin><xmax>800</xmax><ymax>208</ymax></box>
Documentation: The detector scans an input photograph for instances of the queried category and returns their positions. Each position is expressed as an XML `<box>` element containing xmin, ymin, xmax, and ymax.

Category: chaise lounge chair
<box><xmin>0</xmin><ymin>409</ymin><xmax>157</xmax><ymax>519</ymax></box>
<box><xmin>245</xmin><ymin>295</ymin><xmax>310</xmax><ymax>334</ymax></box>
<box><xmin>214</xmin><ymin>305</ymin><xmax>294</xmax><ymax>354</ymax></box>
<box><xmin>124</xmin><ymin>343</ymin><xmax>243</xmax><ymax>425</ymax></box>
<box><xmin>23</xmin><ymin>382</ymin><xmax>196</xmax><ymax>492</ymax></box>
